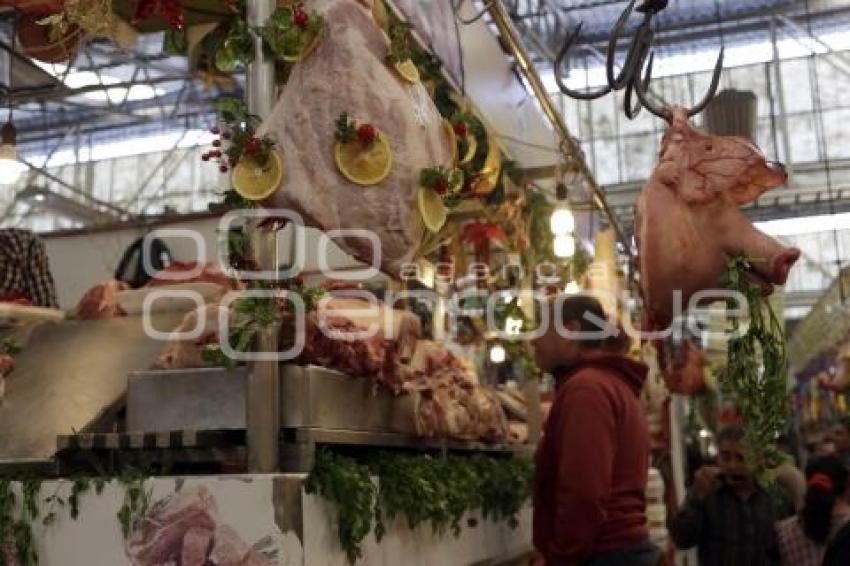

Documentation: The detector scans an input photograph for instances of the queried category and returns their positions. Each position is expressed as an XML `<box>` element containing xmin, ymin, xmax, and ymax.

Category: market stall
<box><xmin>2</xmin><ymin>1</ymin><xmax>844</xmax><ymax>565</ymax></box>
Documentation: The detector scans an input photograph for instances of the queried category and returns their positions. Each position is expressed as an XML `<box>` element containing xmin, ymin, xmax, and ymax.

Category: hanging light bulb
<box><xmin>554</xmin><ymin>234</ymin><xmax>576</xmax><ymax>258</ymax></box>
<box><xmin>550</xmin><ymin>181</ymin><xmax>575</xmax><ymax>235</ymax></box>
<box><xmin>489</xmin><ymin>343</ymin><xmax>506</xmax><ymax>364</ymax></box>
<box><xmin>0</xmin><ymin>122</ymin><xmax>25</xmax><ymax>185</ymax></box>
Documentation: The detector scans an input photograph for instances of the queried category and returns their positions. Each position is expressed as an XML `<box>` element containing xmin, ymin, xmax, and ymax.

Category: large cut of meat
<box><xmin>636</xmin><ymin>108</ymin><xmax>800</xmax><ymax>331</ymax></box>
<box><xmin>75</xmin><ymin>279</ymin><xmax>128</xmax><ymax>320</ymax></box>
<box><xmin>145</xmin><ymin>261</ymin><xmax>236</xmax><ymax>290</ymax></box>
<box><xmin>298</xmin><ymin>295</ymin><xmax>421</xmax><ymax>389</ymax></box>
<box><xmin>260</xmin><ymin>0</ymin><xmax>453</xmax><ymax>276</ymax></box>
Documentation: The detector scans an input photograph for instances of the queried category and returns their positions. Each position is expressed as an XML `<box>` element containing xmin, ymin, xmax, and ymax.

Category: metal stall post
<box><xmin>246</xmin><ymin>0</ymin><xmax>280</xmax><ymax>473</ymax></box>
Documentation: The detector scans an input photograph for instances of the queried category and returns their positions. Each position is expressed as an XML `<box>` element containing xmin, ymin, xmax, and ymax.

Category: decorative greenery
<box><xmin>262</xmin><ymin>4</ymin><xmax>323</xmax><ymax>62</ymax></box>
<box><xmin>306</xmin><ymin>449</ymin><xmax>534</xmax><ymax>564</ymax></box>
<box><xmin>420</xmin><ymin>166</ymin><xmax>464</xmax><ymax>208</ymax></box>
<box><xmin>386</xmin><ymin>22</ymin><xmax>414</xmax><ymax>65</ymax></box>
<box><xmin>0</xmin><ymin>478</ymin><xmax>40</xmax><ymax>566</ymax></box>
<box><xmin>0</xmin><ymin>472</ymin><xmax>153</xmax><ymax>565</ymax></box>
<box><xmin>722</xmin><ymin>256</ymin><xmax>790</xmax><ymax>484</ymax></box>
<box><xmin>116</xmin><ymin>473</ymin><xmax>152</xmax><ymax>539</ymax></box>
<box><xmin>214</xmin><ymin>19</ymin><xmax>256</xmax><ymax>72</ymax></box>
<box><xmin>305</xmin><ymin>450</ymin><xmax>376</xmax><ymax>564</ymax></box>
<box><xmin>335</xmin><ymin>113</ymin><xmax>358</xmax><ymax>143</ymax></box>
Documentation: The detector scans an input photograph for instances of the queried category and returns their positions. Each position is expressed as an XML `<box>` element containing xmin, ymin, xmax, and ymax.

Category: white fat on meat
<box><xmin>260</xmin><ymin>0</ymin><xmax>453</xmax><ymax>276</ymax></box>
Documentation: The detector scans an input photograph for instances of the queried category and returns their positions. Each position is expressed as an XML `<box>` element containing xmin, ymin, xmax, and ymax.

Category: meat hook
<box><xmin>633</xmin><ymin>47</ymin><xmax>725</xmax><ymax>120</ymax></box>
<box><xmin>452</xmin><ymin>0</ymin><xmax>496</xmax><ymax>26</ymax></box>
<box><xmin>554</xmin><ymin>22</ymin><xmax>613</xmax><ymax>101</ymax></box>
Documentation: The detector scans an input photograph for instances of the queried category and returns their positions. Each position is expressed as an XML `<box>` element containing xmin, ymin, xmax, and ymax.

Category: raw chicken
<box><xmin>75</xmin><ymin>279</ymin><xmax>128</xmax><ymax>320</ymax></box>
<box><xmin>155</xmin><ymin>304</ymin><xmax>233</xmax><ymax>370</ymax></box>
<box><xmin>636</xmin><ymin>108</ymin><xmax>800</xmax><ymax>330</ymax></box>
<box><xmin>397</xmin><ymin>340</ymin><xmax>508</xmax><ymax>442</ymax></box>
<box><xmin>260</xmin><ymin>0</ymin><xmax>453</xmax><ymax>276</ymax></box>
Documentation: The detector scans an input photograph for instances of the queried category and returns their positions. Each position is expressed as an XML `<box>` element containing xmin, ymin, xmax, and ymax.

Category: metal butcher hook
<box><xmin>634</xmin><ymin>47</ymin><xmax>725</xmax><ymax>120</ymax></box>
<box><xmin>452</xmin><ymin>0</ymin><xmax>496</xmax><ymax>25</ymax></box>
<box><xmin>555</xmin><ymin>0</ymin><xmax>723</xmax><ymax>119</ymax></box>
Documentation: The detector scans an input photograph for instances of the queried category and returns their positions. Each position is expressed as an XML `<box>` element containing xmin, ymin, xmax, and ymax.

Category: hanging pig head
<box><xmin>635</xmin><ymin>107</ymin><xmax>800</xmax><ymax>330</ymax></box>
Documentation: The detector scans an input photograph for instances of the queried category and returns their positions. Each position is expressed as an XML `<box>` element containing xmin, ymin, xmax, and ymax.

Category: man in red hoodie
<box><xmin>531</xmin><ymin>294</ymin><xmax>656</xmax><ymax>566</ymax></box>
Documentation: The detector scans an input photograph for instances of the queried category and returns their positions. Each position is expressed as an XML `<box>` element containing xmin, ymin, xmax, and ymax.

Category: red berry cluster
<box><xmin>453</xmin><ymin>120</ymin><xmax>468</xmax><ymax>138</ymax></box>
<box><xmin>432</xmin><ymin>177</ymin><xmax>449</xmax><ymax>195</ymax></box>
<box><xmin>133</xmin><ymin>0</ymin><xmax>184</xmax><ymax>30</ymax></box>
<box><xmin>201</xmin><ymin>125</ymin><xmax>232</xmax><ymax>173</ymax></box>
<box><xmin>292</xmin><ymin>4</ymin><xmax>309</xmax><ymax>29</ymax></box>
<box><xmin>357</xmin><ymin>124</ymin><xmax>377</xmax><ymax>146</ymax></box>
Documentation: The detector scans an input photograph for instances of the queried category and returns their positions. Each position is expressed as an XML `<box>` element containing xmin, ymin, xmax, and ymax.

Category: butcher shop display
<box><xmin>258</xmin><ymin>0</ymin><xmax>454</xmax><ymax>276</ymax></box>
<box><xmin>153</xmin><ymin>292</ymin><xmax>511</xmax><ymax>443</ymax></box>
<box><xmin>635</xmin><ymin>107</ymin><xmax>800</xmax><ymax>330</ymax></box>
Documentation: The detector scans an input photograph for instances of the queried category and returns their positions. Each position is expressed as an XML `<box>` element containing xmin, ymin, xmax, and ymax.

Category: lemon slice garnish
<box><xmin>418</xmin><ymin>186</ymin><xmax>447</xmax><ymax>233</ymax></box>
<box><xmin>372</xmin><ymin>0</ymin><xmax>389</xmax><ymax>29</ymax></box>
<box><xmin>232</xmin><ymin>150</ymin><xmax>284</xmax><ymax>201</ymax></box>
<box><xmin>333</xmin><ymin>132</ymin><xmax>393</xmax><ymax>186</ymax></box>
<box><xmin>442</xmin><ymin>119</ymin><xmax>458</xmax><ymax>163</ymax></box>
<box><xmin>394</xmin><ymin>59</ymin><xmax>420</xmax><ymax>84</ymax></box>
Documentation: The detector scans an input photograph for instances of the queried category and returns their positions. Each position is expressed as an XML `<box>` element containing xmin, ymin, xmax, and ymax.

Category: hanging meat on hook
<box><xmin>635</xmin><ymin>107</ymin><xmax>800</xmax><ymax>331</ymax></box>
<box><xmin>260</xmin><ymin>0</ymin><xmax>453</xmax><ymax>277</ymax></box>
<box><xmin>554</xmin><ymin>0</ymin><xmax>724</xmax><ymax>119</ymax></box>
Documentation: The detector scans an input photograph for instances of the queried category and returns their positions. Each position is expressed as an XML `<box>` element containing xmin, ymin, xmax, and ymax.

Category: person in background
<box><xmin>668</xmin><ymin>425</ymin><xmax>794</xmax><ymax>566</ymax></box>
<box><xmin>770</xmin><ymin>435</ymin><xmax>807</xmax><ymax>512</ymax></box>
<box><xmin>831</xmin><ymin>417</ymin><xmax>850</xmax><ymax>468</ymax></box>
<box><xmin>775</xmin><ymin>455</ymin><xmax>850</xmax><ymax>565</ymax></box>
<box><xmin>0</xmin><ymin>228</ymin><xmax>58</xmax><ymax>308</ymax></box>
<box><xmin>531</xmin><ymin>295</ymin><xmax>657</xmax><ymax>566</ymax></box>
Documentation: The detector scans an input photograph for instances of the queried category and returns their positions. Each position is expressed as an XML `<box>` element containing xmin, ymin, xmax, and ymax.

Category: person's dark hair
<box><xmin>554</xmin><ymin>294</ymin><xmax>609</xmax><ymax>350</ymax></box>
<box><xmin>716</xmin><ymin>425</ymin><xmax>745</xmax><ymax>444</ymax></box>
<box><xmin>801</xmin><ymin>456</ymin><xmax>849</xmax><ymax>544</ymax></box>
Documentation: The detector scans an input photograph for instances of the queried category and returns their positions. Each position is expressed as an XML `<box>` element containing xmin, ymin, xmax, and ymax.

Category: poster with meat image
<box><xmin>393</xmin><ymin>0</ymin><xmax>463</xmax><ymax>84</ymax></box>
<box><xmin>2</xmin><ymin>476</ymin><xmax>302</xmax><ymax>566</ymax></box>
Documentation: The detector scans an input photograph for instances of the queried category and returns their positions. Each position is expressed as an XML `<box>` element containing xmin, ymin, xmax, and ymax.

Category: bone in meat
<box><xmin>260</xmin><ymin>0</ymin><xmax>453</xmax><ymax>276</ymax></box>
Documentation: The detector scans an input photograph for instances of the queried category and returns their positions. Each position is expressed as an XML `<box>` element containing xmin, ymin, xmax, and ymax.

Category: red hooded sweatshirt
<box><xmin>533</xmin><ymin>351</ymin><xmax>650</xmax><ymax>565</ymax></box>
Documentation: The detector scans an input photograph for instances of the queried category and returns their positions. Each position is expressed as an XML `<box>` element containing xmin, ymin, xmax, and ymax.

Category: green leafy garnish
<box><xmin>386</xmin><ymin>22</ymin><xmax>414</xmax><ymax>65</ymax></box>
<box><xmin>306</xmin><ymin>449</ymin><xmax>534</xmax><ymax>564</ymax></box>
<box><xmin>722</xmin><ymin>256</ymin><xmax>790</xmax><ymax>485</ymax></box>
<box><xmin>335</xmin><ymin>113</ymin><xmax>357</xmax><ymax>143</ymax></box>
